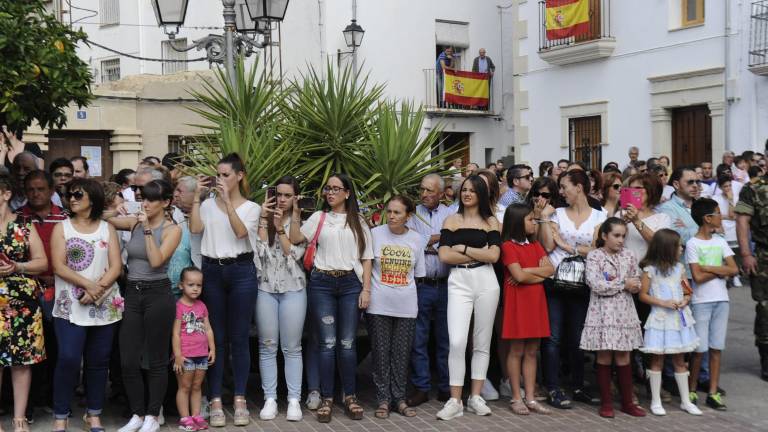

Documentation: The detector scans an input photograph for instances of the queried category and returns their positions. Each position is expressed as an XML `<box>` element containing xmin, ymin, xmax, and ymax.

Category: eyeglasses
<box><xmin>322</xmin><ymin>186</ymin><xmax>347</xmax><ymax>195</ymax></box>
<box><xmin>705</xmin><ymin>212</ymin><xmax>722</xmax><ymax>217</ymax></box>
<box><xmin>685</xmin><ymin>179</ymin><xmax>703</xmax><ymax>186</ymax></box>
<box><xmin>130</xmin><ymin>185</ymin><xmax>144</xmax><ymax>193</ymax></box>
<box><xmin>66</xmin><ymin>190</ymin><xmax>85</xmax><ymax>201</ymax></box>
<box><xmin>532</xmin><ymin>191</ymin><xmax>551</xmax><ymax>199</ymax></box>
<box><xmin>53</xmin><ymin>172</ymin><xmax>72</xmax><ymax>178</ymax></box>
<box><xmin>611</xmin><ymin>184</ymin><xmax>622</xmax><ymax>190</ymax></box>
<box><xmin>515</xmin><ymin>174</ymin><xmax>533</xmax><ymax>180</ymax></box>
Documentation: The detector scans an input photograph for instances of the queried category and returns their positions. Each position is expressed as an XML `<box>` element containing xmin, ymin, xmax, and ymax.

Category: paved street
<box><xmin>24</xmin><ymin>285</ymin><xmax>768</xmax><ymax>432</ymax></box>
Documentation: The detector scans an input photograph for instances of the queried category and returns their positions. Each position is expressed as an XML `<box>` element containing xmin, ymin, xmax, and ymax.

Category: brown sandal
<box><xmin>344</xmin><ymin>395</ymin><xmax>364</xmax><ymax>420</ymax></box>
<box><xmin>374</xmin><ymin>402</ymin><xmax>390</xmax><ymax>419</ymax></box>
<box><xmin>525</xmin><ymin>399</ymin><xmax>552</xmax><ymax>415</ymax></box>
<box><xmin>397</xmin><ymin>401</ymin><xmax>417</xmax><ymax>417</ymax></box>
<box><xmin>509</xmin><ymin>399</ymin><xmax>530</xmax><ymax>415</ymax></box>
<box><xmin>317</xmin><ymin>399</ymin><xmax>333</xmax><ymax>423</ymax></box>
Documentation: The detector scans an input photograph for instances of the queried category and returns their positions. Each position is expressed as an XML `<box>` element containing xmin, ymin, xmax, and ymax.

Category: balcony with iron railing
<box><xmin>749</xmin><ymin>0</ymin><xmax>768</xmax><ymax>75</ymax></box>
<box><xmin>422</xmin><ymin>68</ymin><xmax>494</xmax><ymax>116</ymax></box>
<box><xmin>538</xmin><ymin>0</ymin><xmax>615</xmax><ymax>65</ymax></box>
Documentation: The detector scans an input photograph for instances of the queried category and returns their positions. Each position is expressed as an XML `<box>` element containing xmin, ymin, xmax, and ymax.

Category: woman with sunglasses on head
<box><xmin>253</xmin><ymin>176</ymin><xmax>306</xmax><ymax>422</ymax></box>
<box><xmin>287</xmin><ymin>173</ymin><xmax>373</xmax><ymax>423</ymax></box>
<box><xmin>435</xmin><ymin>175</ymin><xmax>501</xmax><ymax>421</ymax></box>
<box><xmin>601</xmin><ymin>172</ymin><xmax>623</xmax><ymax>218</ymax></box>
<box><xmin>50</xmin><ymin>179</ymin><xmax>123</xmax><ymax>432</ymax></box>
<box><xmin>0</xmin><ymin>175</ymin><xmax>48</xmax><ymax>432</ymax></box>
<box><xmin>538</xmin><ymin>170</ymin><xmax>606</xmax><ymax>409</ymax></box>
<box><xmin>108</xmin><ymin>179</ymin><xmax>181</xmax><ymax>432</ymax></box>
<box><xmin>189</xmin><ymin>153</ymin><xmax>260</xmax><ymax>427</ymax></box>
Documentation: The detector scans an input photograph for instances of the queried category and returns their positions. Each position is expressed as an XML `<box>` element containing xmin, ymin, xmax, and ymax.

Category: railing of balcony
<box><xmin>539</xmin><ymin>0</ymin><xmax>611</xmax><ymax>51</ymax></box>
<box><xmin>750</xmin><ymin>0</ymin><xmax>768</xmax><ymax>68</ymax></box>
<box><xmin>423</xmin><ymin>68</ymin><xmax>492</xmax><ymax>114</ymax></box>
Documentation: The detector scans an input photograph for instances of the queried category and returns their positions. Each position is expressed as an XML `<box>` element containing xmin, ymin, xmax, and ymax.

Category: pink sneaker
<box><xmin>192</xmin><ymin>415</ymin><xmax>209</xmax><ymax>430</ymax></box>
<box><xmin>178</xmin><ymin>416</ymin><xmax>198</xmax><ymax>431</ymax></box>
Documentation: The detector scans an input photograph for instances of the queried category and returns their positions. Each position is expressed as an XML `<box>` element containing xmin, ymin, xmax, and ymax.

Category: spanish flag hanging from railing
<box><xmin>443</xmin><ymin>70</ymin><xmax>490</xmax><ymax>108</ymax></box>
<box><xmin>546</xmin><ymin>0</ymin><xmax>590</xmax><ymax>40</ymax></box>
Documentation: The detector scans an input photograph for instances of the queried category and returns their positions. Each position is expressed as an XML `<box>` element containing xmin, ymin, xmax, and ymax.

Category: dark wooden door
<box><xmin>672</xmin><ymin>105</ymin><xmax>711</xmax><ymax>168</ymax></box>
<box><xmin>46</xmin><ymin>131</ymin><xmax>112</xmax><ymax>181</ymax></box>
<box><xmin>569</xmin><ymin>115</ymin><xmax>602</xmax><ymax>171</ymax></box>
<box><xmin>439</xmin><ymin>132</ymin><xmax>470</xmax><ymax>170</ymax></box>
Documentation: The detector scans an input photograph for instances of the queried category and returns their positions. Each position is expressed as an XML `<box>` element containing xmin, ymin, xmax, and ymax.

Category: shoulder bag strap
<box><xmin>309</xmin><ymin>212</ymin><xmax>327</xmax><ymax>247</ymax></box>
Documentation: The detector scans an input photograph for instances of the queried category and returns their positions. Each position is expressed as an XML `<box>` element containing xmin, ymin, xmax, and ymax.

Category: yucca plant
<box><xmin>353</xmin><ymin>101</ymin><xmax>459</xmax><ymax>220</ymax></box>
<box><xmin>282</xmin><ymin>62</ymin><xmax>385</xmax><ymax>192</ymax></box>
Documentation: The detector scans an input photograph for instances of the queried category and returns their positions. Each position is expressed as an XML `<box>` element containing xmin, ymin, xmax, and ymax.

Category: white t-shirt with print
<box><xmin>685</xmin><ymin>236</ymin><xmax>734</xmax><ymax>304</ymax></box>
<box><xmin>367</xmin><ymin>225</ymin><xmax>426</xmax><ymax>318</ymax></box>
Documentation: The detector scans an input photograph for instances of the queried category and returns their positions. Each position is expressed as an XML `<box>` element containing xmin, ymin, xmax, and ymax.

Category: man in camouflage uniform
<box><xmin>735</xmin><ymin>173</ymin><xmax>768</xmax><ymax>381</ymax></box>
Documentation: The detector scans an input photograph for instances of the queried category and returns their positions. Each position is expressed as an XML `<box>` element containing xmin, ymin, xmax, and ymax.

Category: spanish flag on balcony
<box><xmin>546</xmin><ymin>0</ymin><xmax>590</xmax><ymax>40</ymax></box>
<box><xmin>443</xmin><ymin>70</ymin><xmax>490</xmax><ymax>108</ymax></box>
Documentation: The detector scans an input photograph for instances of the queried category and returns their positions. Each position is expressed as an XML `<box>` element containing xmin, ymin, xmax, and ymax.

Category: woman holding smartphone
<box><xmin>288</xmin><ymin>173</ymin><xmax>373</xmax><ymax>423</ymax></box>
<box><xmin>108</xmin><ymin>180</ymin><xmax>181</xmax><ymax>432</ymax></box>
<box><xmin>189</xmin><ymin>153</ymin><xmax>261</xmax><ymax>427</ymax></box>
<box><xmin>50</xmin><ymin>178</ymin><xmax>123</xmax><ymax>432</ymax></box>
<box><xmin>0</xmin><ymin>175</ymin><xmax>48</xmax><ymax>432</ymax></box>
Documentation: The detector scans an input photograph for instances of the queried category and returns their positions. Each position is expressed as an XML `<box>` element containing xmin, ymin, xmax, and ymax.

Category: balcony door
<box><xmin>672</xmin><ymin>105</ymin><xmax>711</xmax><ymax>168</ymax></box>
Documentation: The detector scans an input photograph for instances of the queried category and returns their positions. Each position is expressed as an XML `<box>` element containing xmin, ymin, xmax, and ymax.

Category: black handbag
<box><xmin>553</xmin><ymin>254</ymin><xmax>588</xmax><ymax>294</ymax></box>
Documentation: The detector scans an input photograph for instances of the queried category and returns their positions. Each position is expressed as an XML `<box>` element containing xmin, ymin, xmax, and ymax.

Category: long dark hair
<box><xmin>268</xmin><ymin>176</ymin><xmax>300</xmax><ymax>247</ymax></box>
<box><xmin>639</xmin><ymin>228</ymin><xmax>681</xmax><ymax>276</ymax></box>
<box><xmin>458</xmin><ymin>175</ymin><xmax>494</xmax><ymax>221</ymax></box>
<box><xmin>321</xmin><ymin>173</ymin><xmax>367</xmax><ymax>257</ymax></box>
<box><xmin>595</xmin><ymin>217</ymin><xmax>626</xmax><ymax>248</ymax></box>
<box><xmin>218</xmin><ymin>152</ymin><xmax>249</xmax><ymax>197</ymax></box>
<box><xmin>477</xmin><ymin>169</ymin><xmax>499</xmax><ymax>208</ymax></box>
<box><xmin>501</xmin><ymin>203</ymin><xmax>533</xmax><ymax>243</ymax></box>
<box><xmin>526</xmin><ymin>176</ymin><xmax>561</xmax><ymax>208</ymax></box>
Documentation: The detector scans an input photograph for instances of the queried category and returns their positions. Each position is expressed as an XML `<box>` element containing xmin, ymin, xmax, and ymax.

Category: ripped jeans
<box><xmin>308</xmin><ymin>270</ymin><xmax>362</xmax><ymax>399</ymax></box>
<box><xmin>256</xmin><ymin>289</ymin><xmax>306</xmax><ymax>401</ymax></box>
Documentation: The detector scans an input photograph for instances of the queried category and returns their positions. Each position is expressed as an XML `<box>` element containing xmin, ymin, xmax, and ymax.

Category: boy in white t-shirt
<box><xmin>686</xmin><ymin>198</ymin><xmax>739</xmax><ymax>411</ymax></box>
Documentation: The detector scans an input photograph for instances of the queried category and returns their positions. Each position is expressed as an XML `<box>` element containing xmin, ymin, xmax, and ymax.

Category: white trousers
<box><xmin>447</xmin><ymin>264</ymin><xmax>500</xmax><ymax>386</ymax></box>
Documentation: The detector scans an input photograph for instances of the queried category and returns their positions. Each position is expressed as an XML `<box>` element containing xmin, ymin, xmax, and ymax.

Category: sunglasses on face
<box><xmin>685</xmin><ymin>179</ymin><xmax>703</xmax><ymax>186</ymax></box>
<box><xmin>66</xmin><ymin>190</ymin><xmax>85</xmax><ymax>201</ymax></box>
<box><xmin>130</xmin><ymin>185</ymin><xmax>144</xmax><ymax>193</ymax></box>
<box><xmin>53</xmin><ymin>172</ymin><xmax>72</xmax><ymax>178</ymax></box>
<box><xmin>516</xmin><ymin>174</ymin><xmax>533</xmax><ymax>180</ymax></box>
<box><xmin>532</xmin><ymin>191</ymin><xmax>551</xmax><ymax>199</ymax></box>
<box><xmin>611</xmin><ymin>183</ymin><xmax>622</xmax><ymax>190</ymax></box>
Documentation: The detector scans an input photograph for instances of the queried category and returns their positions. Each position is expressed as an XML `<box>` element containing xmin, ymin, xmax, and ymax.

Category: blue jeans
<box><xmin>257</xmin><ymin>289</ymin><xmax>307</xmax><ymax>401</ymax></box>
<box><xmin>53</xmin><ymin>319</ymin><xmax>115</xmax><ymax>419</ymax></box>
<box><xmin>541</xmin><ymin>280</ymin><xmax>589</xmax><ymax>391</ymax></box>
<box><xmin>308</xmin><ymin>271</ymin><xmax>362</xmax><ymax>398</ymax></box>
<box><xmin>410</xmin><ymin>280</ymin><xmax>450</xmax><ymax>393</ymax></box>
<box><xmin>202</xmin><ymin>259</ymin><xmax>258</xmax><ymax>398</ymax></box>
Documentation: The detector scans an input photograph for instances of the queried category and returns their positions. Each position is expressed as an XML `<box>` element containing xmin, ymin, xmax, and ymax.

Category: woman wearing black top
<box><xmin>436</xmin><ymin>175</ymin><xmax>501</xmax><ymax>420</ymax></box>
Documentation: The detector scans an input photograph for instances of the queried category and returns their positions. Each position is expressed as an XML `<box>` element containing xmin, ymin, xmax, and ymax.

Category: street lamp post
<box><xmin>151</xmin><ymin>0</ymin><xmax>289</xmax><ymax>89</ymax></box>
<box><xmin>337</xmin><ymin>18</ymin><xmax>365</xmax><ymax>69</ymax></box>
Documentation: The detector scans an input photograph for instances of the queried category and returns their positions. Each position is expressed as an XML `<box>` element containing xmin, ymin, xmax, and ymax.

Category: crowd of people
<box><xmin>0</xmin><ymin>125</ymin><xmax>766</xmax><ymax>431</ymax></box>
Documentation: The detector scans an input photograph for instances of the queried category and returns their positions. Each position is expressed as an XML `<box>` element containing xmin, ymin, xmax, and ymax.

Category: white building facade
<box><xmin>511</xmin><ymin>0</ymin><xmax>768</xmax><ymax>171</ymax></box>
<box><xmin>36</xmin><ymin>0</ymin><xmax>517</xmax><ymax>175</ymax></box>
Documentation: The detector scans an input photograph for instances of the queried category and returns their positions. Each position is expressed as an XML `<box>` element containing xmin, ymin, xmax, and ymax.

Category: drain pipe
<box><xmin>724</xmin><ymin>0</ymin><xmax>730</xmax><ymax>152</ymax></box>
<box><xmin>318</xmin><ymin>0</ymin><xmax>326</xmax><ymax>77</ymax></box>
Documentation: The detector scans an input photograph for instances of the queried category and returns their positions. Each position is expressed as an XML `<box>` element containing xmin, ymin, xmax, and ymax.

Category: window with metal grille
<box><xmin>682</xmin><ymin>0</ymin><xmax>705</xmax><ymax>27</ymax></box>
<box><xmin>100</xmin><ymin>0</ymin><xmax>120</xmax><ymax>26</ymax></box>
<box><xmin>750</xmin><ymin>0</ymin><xmax>768</xmax><ymax>69</ymax></box>
<box><xmin>569</xmin><ymin>116</ymin><xmax>602</xmax><ymax>171</ymax></box>
<box><xmin>100</xmin><ymin>58</ymin><xmax>120</xmax><ymax>83</ymax></box>
<box><xmin>162</xmin><ymin>39</ymin><xmax>189</xmax><ymax>75</ymax></box>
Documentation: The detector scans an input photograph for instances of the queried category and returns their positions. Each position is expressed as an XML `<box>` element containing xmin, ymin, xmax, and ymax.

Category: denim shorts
<box><xmin>183</xmin><ymin>356</ymin><xmax>209</xmax><ymax>371</ymax></box>
<box><xmin>692</xmin><ymin>301</ymin><xmax>729</xmax><ymax>353</ymax></box>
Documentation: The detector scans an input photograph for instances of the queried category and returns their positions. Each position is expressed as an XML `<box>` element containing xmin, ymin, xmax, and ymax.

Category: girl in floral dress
<box><xmin>581</xmin><ymin>218</ymin><xmax>645</xmax><ymax>418</ymax></box>
<box><xmin>639</xmin><ymin>229</ymin><xmax>702</xmax><ymax>417</ymax></box>
<box><xmin>50</xmin><ymin>178</ymin><xmax>124</xmax><ymax>432</ymax></box>
<box><xmin>0</xmin><ymin>175</ymin><xmax>49</xmax><ymax>432</ymax></box>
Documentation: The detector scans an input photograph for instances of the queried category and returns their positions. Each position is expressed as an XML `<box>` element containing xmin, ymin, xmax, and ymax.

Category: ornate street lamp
<box><xmin>245</xmin><ymin>0</ymin><xmax>290</xmax><ymax>22</ymax></box>
<box><xmin>342</xmin><ymin>19</ymin><xmax>364</xmax><ymax>51</ymax></box>
<box><xmin>151</xmin><ymin>0</ymin><xmax>289</xmax><ymax>88</ymax></box>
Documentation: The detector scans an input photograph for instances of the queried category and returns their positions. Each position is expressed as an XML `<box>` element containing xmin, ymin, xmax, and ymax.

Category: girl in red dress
<box><xmin>500</xmin><ymin>203</ymin><xmax>554</xmax><ymax>415</ymax></box>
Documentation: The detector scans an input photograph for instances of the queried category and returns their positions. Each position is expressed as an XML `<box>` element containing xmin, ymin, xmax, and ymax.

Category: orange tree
<box><xmin>0</xmin><ymin>0</ymin><xmax>92</xmax><ymax>133</ymax></box>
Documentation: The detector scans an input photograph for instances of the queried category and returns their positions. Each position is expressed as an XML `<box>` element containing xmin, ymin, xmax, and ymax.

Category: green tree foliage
<box><xmin>0</xmin><ymin>0</ymin><xmax>92</xmax><ymax>133</ymax></box>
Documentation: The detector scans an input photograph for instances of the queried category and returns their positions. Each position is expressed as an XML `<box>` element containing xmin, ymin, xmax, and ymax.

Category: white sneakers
<box><xmin>650</xmin><ymin>404</ymin><xmax>667</xmax><ymax>416</ymax></box>
<box><xmin>117</xmin><ymin>415</ymin><xmax>144</xmax><ymax>432</ymax></box>
<box><xmin>437</xmin><ymin>398</ymin><xmax>464</xmax><ymax>420</ymax></box>
<box><xmin>259</xmin><ymin>398</ymin><xmax>303</xmax><ymax>421</ymax></box>
<box><xmin>287</xmin><ymin>399</ymin><xmax>303</xmax><ymax>421</ymax></box>
<box><xmin>117</xmin><ymin>415</ymin><xmax>162</xmax><ymax>432</ymax></box>
<box><xmin>260</xmin><ymin>398</ymin><xmax>278</xmax><ymax>420</ymax></box>
<box><xmin>480</xmin><ymin>380</ymin><xmax>499</xmax><ymax>401</ymax></box>
<box><xmin>680</xmin><ymin>402</ymin><xmax>703</xmax><ymax>416</ymax></box>
<box><xmin>466</xmin><ymin>395</ymin><xmax>492</xmax><ymax>416</ymax></box>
